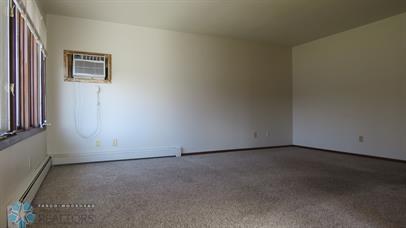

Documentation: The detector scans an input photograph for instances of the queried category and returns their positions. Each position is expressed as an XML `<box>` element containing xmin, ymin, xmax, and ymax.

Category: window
<box><xmin>0</xmin><ymin>0</ymin><xmax>46</xmax><ymax>140</ymax></box>
<box><xmin>0</xmin><ymin>0</ymin><xmax>9</xmax><ymax>133</ymax></box>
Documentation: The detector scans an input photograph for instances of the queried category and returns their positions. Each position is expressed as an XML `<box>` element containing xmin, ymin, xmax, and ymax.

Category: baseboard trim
<box><xmin>20</xmin><ymin>156</ymin><xmax>52</xmax><ymax>203</ymax></box>
<box><xmin>293</xmin><ymin>145</ymin><xmax>406</xmax><ymax>163</ymax></box>
<box><xmin>182</xmin><ymin>145</ymin><xmax>293</xmax><ymax>156</ymax></box>
<box><xmin>51</xmin><ymin>147</ymin><xmax>182</xmax><ymax>165</ymax></box>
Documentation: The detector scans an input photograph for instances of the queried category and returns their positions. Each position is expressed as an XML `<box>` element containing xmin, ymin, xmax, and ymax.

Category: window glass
<box><xmin>0</xmin><ymin>0</ymin><xmax>9</xmax><ymax>132</ymax></box>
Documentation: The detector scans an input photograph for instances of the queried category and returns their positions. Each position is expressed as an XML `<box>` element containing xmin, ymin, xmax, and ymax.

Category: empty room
<box><xmin>1</xmin><ymin>0</ymin><xmax>406</xmax><ymax>227</ymax></box>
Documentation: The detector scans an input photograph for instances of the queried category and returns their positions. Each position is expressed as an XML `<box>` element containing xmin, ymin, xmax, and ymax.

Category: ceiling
<box><xmin>37</xmin><ymin>0</ymin><xmax>406</xmax><ymax>46</ymax></box>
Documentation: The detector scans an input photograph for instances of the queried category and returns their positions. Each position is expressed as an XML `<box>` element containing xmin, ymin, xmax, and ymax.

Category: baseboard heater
<box><xmin>20</xmin><ymin>156</ymin><xmax>52</xmax><ymax>203</ymax></box>
<box><xmin>7</xmin><ymin>156</ymin><xmax>51</xmax><ymax>228</ymax></box>
<box><xmin>51</xmin><ymin>147</ymin><xmax>182</xmax><ymax>165</ymax></box>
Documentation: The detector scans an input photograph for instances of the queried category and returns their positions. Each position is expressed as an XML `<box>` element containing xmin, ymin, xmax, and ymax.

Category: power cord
<box><xmin>74</xmin><ymin>84</ymin><xmax>102</xmax><ymax>138</ymax></box>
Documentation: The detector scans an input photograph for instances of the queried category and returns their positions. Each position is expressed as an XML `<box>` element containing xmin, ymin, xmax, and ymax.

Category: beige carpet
<box><xmin>31</xmin><ymin>147</ymin><xmax>406</xmax><ymax>227</ymax></box>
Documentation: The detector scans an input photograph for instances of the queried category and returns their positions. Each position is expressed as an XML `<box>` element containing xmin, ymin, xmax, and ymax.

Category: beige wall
<box><xmin>46</xmin><ymin>15</ymin><xmax>292</xmax><ymax>158</ymax></box>
<box><xmin>293</xmin><ymin>13</ymin><xmax>406</xmax><ymax>160</ymax></box>
<box><xmin>0</xmin><ymin>132</ymin><xmax>47</xmax><ymax>227</ymax></box>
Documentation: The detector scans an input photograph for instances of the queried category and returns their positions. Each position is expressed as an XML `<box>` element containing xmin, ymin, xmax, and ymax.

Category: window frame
<box><xmin>0</xmin><ymin>0</ymin><xmax>10</xmax><ymax>135</ymax></box>
<box><xmin>0</xmin><ymin>0</ymin><xmax>47</xmax><ymax>148</ymax></box>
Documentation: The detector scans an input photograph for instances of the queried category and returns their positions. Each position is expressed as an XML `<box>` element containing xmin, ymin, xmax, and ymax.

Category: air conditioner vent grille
<box><xmin>73</xmin><ymin>54</ymin><xmax>106</xmax><ymax>79</ymax></box>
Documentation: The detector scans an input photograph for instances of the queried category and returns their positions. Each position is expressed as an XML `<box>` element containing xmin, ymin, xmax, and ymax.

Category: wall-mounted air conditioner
<box><xmin>72</xmin><ymin>53</ymin><xmax>106</xmax><ymax>80</ymax></box>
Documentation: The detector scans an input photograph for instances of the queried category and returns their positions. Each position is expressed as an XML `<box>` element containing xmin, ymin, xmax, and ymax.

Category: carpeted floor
<box><xmin>31</xmin><ymin>147</ymin><xmax>406</xmax><ymax>227</ymax></box>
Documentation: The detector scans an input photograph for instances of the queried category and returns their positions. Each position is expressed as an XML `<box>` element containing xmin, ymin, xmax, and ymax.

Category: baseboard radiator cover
<box><xmin>51</xmin><ymin>147</ymin><xmax>182</xmax><ymax>165</ymax></box>
<box><xmin>20</xmin><ymin>156</ymin><xmax>52</xmax><ymax>203</ymax></box>
<box><xmin>7</xmin><ymin>156</ymin><xmax>51</xmax><ymax>228</ymax></box>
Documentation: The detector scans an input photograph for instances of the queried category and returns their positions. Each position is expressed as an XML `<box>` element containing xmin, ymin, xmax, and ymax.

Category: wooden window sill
<box><xmin>0</xmin><ymin>128</ymin><xmax>46</xmax><ymax>151</ymax></box>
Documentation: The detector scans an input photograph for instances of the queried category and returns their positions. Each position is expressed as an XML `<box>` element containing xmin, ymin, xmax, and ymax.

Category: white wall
<box><xmin>293</xmin><ymin>13</ymin><xmax>406</xmax><ymax>160</ymax></box>
<box><xmin>0</xmin><ymin>132</ymin><xmax>47</xmax><ymax>227</ymax></box>
<box><xmin>46</xmin><ymin>15</ymin><xmax>292</xmax><ymax>158</ymax></box>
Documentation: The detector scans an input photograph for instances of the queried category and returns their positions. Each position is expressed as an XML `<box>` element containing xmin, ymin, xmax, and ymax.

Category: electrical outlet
<box><xmin>96</xmin><ymin>140</ymin><xmax>101</xmax><ymax>147</ymax></box>
<box><xmin>113</xmin><ymin>138</ymin><xmax>118</xmax><ymax>146</ymax></box>
<box><xmin>358</xmin><ymin>136</ymin><xmax>364</xmax><ymax>143</ymax></box>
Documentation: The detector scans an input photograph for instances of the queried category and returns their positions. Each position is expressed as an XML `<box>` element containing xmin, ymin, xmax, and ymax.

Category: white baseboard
<box><xmin>51</xmin><ymin>147</ymin><xmax>182</xmax><ymax>165</ymax></box>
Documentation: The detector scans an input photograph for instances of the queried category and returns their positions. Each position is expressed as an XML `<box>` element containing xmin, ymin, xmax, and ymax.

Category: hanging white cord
<box><xmin>74</xmin><ymin>84</ymin><xmax>102</xmax><ymax>138</ymax></box>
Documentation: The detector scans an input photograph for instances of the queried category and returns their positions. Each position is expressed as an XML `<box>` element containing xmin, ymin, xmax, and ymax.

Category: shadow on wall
<box><xmin>46</xmin><ymin>15</ymin><xmax>292</xmax><ymax>157</ymax></box>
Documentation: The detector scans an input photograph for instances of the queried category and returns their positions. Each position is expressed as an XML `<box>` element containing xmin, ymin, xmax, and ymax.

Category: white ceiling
<box><xmin>38</xmin><ymin>0</ymin><xmax>406</xmax><ymax>46</ymax></box>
